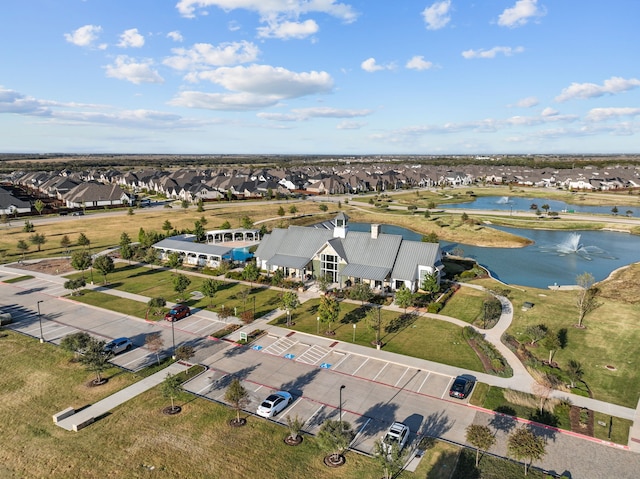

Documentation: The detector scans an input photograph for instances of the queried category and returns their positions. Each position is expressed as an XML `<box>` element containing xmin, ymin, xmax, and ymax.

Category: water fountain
<box><xmin>547</xmin><ymin>233</ymin><xmax>610</xmax><ymax>260</ymax></box>
<box><xmin>496</xmin><ymin>196</ymin><xmax>511</xmax><ymax>204</ymax></box>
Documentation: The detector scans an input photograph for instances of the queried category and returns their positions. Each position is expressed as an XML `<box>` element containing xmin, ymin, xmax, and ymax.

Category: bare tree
<box><xmin>145</xmin><ymin>332</ymin><xmax>164</xmax><ymax>365</ymax></box>
<box><xmin>576</xmin><ymin>272</ymin><xmax>600</xmax><ymax>327</ymax></box>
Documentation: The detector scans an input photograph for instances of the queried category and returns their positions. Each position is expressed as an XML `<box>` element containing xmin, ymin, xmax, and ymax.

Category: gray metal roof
<box><xmin>341</xmin><ymin>263</ymin><xmax>390</xmax><ymax>281</ymax></box>
<box><xmin>266</xmin><ymin>254</ymin><xmax>311</xmax><ymax>269</ymax></box>
<box><xmin>152</xmin><ymin>238</ymin><xmax>233</xmax><ymax>256</ymax></box>
<box><xmin>340</xmin><ymin>231</ymin><xmax>402</xmax><ymax>269</ymax></box>
<box><xmin>391</xmin><ymin>241</ymin><xmax>441</xmax><ymax>280</ymax></box>
<box><xmin>256</xmin><ymin>226</ymin><xmax>333</xmax><ymax>265</ymax></box>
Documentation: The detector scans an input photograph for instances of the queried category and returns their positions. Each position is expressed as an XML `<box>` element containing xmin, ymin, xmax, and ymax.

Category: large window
<box><xmin>321</xmin><ymin>254</ymin><xmax>339</xmax><ymax>283</ymax></box>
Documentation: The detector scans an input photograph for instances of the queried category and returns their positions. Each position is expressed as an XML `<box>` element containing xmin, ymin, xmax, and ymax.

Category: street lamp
<box><xmin>317</xmin><ymin>316</ymin><xmax>320</xmax><ymax>334</ymax></box>
<box><xmin>37</xmin><ymin>300</ymin><xmax>44</xmax><ymax>343</ymax></box>
<box><xmin>339</xmin><ymin>385</ymin><xmax>345</xmax><ymax>424</ymax></box>
<box><xmin>171</xmin><ymin>319</ymin><xmax>176</xmax><ymax>360</ymax></box>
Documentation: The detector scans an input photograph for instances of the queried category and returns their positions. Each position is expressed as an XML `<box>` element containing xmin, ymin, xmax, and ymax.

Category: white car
<box><xmin>104</xmin><ymin>337</ymin><xmax>133</xmax><ymax>355</ymax></box>
<box><xmin>256</xmin><ymin>391</ymin><xmax>293</xmax><ymax>418</ymax></box>
<box><xmin>381</xmin><ymin>422</ymin><xmax>410</xmax><ymax>455</ymax></box>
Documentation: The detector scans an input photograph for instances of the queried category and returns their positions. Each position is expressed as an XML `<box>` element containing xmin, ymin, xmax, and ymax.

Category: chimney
<box><xmin>371</xmin><ymin>223</ymin><xmax>380</xmax><ymax>239</ymax></box>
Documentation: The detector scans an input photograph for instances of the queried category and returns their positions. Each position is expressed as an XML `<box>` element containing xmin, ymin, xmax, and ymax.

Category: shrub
<box><xmin>427</xmin><ymin>302</ymin><xmax>442</xmax><ymax>313</ymax></box>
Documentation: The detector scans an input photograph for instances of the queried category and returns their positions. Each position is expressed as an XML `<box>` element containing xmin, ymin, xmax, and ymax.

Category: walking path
<box><xmin>54</xmin><ymin>361</ymin><xmax>190</xmax><ymax>431</ymax></box>
<box><xmin>1</xmin><ymin>260</ymin><xmax>638</xmax><ymax>451</ymax></box>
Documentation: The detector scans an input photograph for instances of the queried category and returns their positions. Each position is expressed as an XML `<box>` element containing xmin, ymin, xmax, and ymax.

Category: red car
<box><xmin>164</xmin><ymin>304</ymin><xmax>191</xmax><ymax>322</ymax></box>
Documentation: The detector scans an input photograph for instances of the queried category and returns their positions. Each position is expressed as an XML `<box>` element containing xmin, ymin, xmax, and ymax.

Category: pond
<box><xmin>347</xmin><ymin>222</ymin><xmax>640</xmax><ymax>289</ymax></box>
<box><xmin>443</xmin><ymin>195</ymin><xmax>638</xmax><ymax>218</ymax></box>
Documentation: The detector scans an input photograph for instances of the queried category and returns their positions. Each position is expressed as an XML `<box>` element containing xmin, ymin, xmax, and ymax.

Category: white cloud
<box><xmin>257</xmin><ymin>19</ymin><xmax>319</xmax><ymax>39</ymax></box>
<box><xmin>104</xmin><ymin>56</ymin><xmax>164</xmax><ymax>84</ymax></box>
<box><xmin>541</xmin><ymin>107</ymin><xmax>558</xmax><ymax>116</ymax></box>
<box><xmin>64</xmin><ymin>25</ymin><xmax>103</xmax><ymax>47</ymax></box>
<box><xmin>164</xmin><ymin>41</ymin><xmax>260</xmax><ymax>70</ymax></box>
<box><xmin>498</xmin><ymin>0</ymin><xmax>545</xmax><ymax>28</ymax></box>
<box><xmin>175</xmin><ymin>0</ymin><xmax>358</xmax><ymax>23</ymax></box>
<box><xmin>513</xmin><ymin>96</ymin><xmax>539</xmax><ymax>108</ymax></box>
<box><xmin>406</xmin><ymin>56</ymin><xmax>434</xmax><ymax>71</ymax></box>
<box><xmin>422</xmin><ymin>0</ymin><xmax>452</xmax><ymax>30</ymax></box>
<box><xmin>586</xmin><ymin>107</ymin><xmax>640</xmax><ymax>122</ymax></box>
<box><xmin>462</xmin><ymin>46</ymin><xmax>524</xmax><ymax>59</ymax></box>
<box><xmin>258</xmin><ymin>107</ymin><xmax>372</xmax><ymax>121</ymax></box>
<box><xmin>337</xmin><ymin>121</ymin><xmax>366</xmax><ymax>129</ymax></box>
<box><xmin>555</xmin><ymin>76</ymin><xmax>640</xmax><ymax>102</ymax></box>
<box><xmin>167</xmin><ymin>31</ymin><xmax>184</xmax><ymax>42</ymax></box>
<box><xmin>170</xmin><ymin>91</ymin><xmax>282</xmax><ymax>110</ymax></box>
<box><xmin>361</xmin><ymin>57</ymin><xmax>394</xmax><ymax>72</ymax></box>
<box><xmin>117</xmin><ymin>28</ymin><xmax>145</xmax><ymax>48</ymax></box>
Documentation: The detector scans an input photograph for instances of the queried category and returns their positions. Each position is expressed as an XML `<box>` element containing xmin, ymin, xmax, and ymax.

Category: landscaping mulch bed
<box><xmin>569</xmin><ymin>405</ymin><xmax>594</xmax><ymax>436</ymax></box>
<box><xmin>10</xmin><ymin>258</ymin><xmax>75</xmax><ymax>275</ymax></box>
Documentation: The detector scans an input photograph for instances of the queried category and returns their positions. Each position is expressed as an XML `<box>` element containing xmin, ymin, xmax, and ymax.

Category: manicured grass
<box><xmin>70</xmin><ymin>289</ymin><xmax>151</xmax><ymax>319</ymax></box>
<box><xmin>593</xmin><ymin>412</ymin><xmax>632</xmax><ymax>445</ymax></box>
<box><xmin>2</xmin><ymin>275</ymin><xmax>34</xmax><ymax>283</ymax></box>
<box><xmin>472</xmin><ymin>270</ymin><xmax>640</xmax><ymax>408</ymax></box>
<box><xmin>278</xmin><ymin>299</ymin><xmax>485</xmax><ymax>373</ymax></box>
<box><xmin>453</xmin><ymin>448</ymin><xmax>550</xmax><ymax>479</ymax></box>
<box><xmin>439</xmin><ymin>286</ymin><xmax>488</xmax><ymax>324</ymax></box>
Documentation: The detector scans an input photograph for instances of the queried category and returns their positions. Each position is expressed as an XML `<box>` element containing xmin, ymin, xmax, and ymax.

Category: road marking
<box><xmin>351</xmin><ymin>417</ymin><xmax>372</xmax><ymax>448</ymax></box>
<box><xmin>417</xmin><ymin>371</ymin><xmax>431</xmax><ymax>392</ymax></box>
<box><xmin>372</xmin><ymin>362</ymin><xmax>389</xmax><ymax>382</ymax></box>
<box><xmin>351</xmin><ymin>357</ymin><xmax>369</xmax><ymax>375</ymax></box>
<box><xmin>332</xmin><ymin>352</ymin><xmax>349</xmax><ymax>369</ymax></box>
<box><xmin>305</xmin><ymin>405</ymin><xmax>325</xmax><ymax>427</ymax></box>
<box><xmin>394</xmin><ymin>367</ymin><xmax>410</xmax><ymax>388</ymax></box>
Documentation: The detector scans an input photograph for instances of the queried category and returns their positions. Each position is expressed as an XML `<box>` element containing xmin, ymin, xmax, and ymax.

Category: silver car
<box><xmin>104</xmin><ymin>337</ymin><xmax>133</xmax><ymax>355</ymax></box>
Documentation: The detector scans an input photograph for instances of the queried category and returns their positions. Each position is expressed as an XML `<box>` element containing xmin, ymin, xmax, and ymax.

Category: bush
<box><xmin>427</xmin><ymin>302</ymin><xmax>442</xmax><ymax>313</ymax></box>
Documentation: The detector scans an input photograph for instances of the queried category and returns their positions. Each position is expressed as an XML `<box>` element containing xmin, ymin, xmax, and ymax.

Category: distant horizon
<box><xmin>2</xmin><ymin>1</ymin><xmax>639</xmax><ymax>154</ymax></box>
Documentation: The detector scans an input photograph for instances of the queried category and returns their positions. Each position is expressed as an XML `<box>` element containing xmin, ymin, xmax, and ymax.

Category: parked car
<box><xmin>0</xmin><ymin>311</ymin><xmax>12</xmax><ymax>326</ymax></box>
<box><xmin>164</xmin><ymin>304</ymin><xmax>191</xmax><ymax>322</ymax></box>
<box><xmin>71</xmin><ymin>211</ymin><xmax>84</xmax><ymax>216</ymax></box>
<box><xmin>104</xmin><ymin>337</ymin><xmax>133</xmax><ymax>355</ymax></box>
<box><xmin>256</xmin><ymin>391</ymin><xmax>293</xmax><ymax>418</ymax></box>
<box><xmin>381</xmin><ymin>422</ymin><xmax>410</xmax><ymax>455</ymax></box>
<box><xmin>449</xmin><ymin>375</ymin><xmax>475</xmax><ymax>399</ymax></box>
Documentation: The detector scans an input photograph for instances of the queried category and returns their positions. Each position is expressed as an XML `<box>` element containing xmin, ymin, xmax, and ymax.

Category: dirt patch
<box><xmin>570</xmin><ymin>405</ymin><xmax>594</xmax><ymax>436</ymax></box>
<box><xmin>10</xmin><ymin>258</ymin><xmax>74</xmax><ymax>275</ymax></box>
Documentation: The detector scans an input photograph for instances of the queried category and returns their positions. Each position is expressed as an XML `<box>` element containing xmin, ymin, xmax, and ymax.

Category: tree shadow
<box><xmin>527</xmin><ymin>419</ymin><xmax>558</xmax><ymax>442</ymax></box>
<box><xmin>341</xmin><ymin>305</ymin><xmax>370</xmax><ymax>324</ymax></box>
<box><xmin>215</xmin><ymin>364</ymin><xmax>260</xmax><ymax>390</ymax></box>
<box><xmin>489</xmin><ymin>407</ymin><xmax>517</xmax><ymax>434</ymax></box>
<box><xmin>421</xmin><ymin>410</ymin><xmax>455</xmax><ymax>438</ymax></box>
<box><xmin>278</xmin><ymin>368</ymin><xmax>320</xmax><ymax>399</ymax></box>
<box><xmin>426</xmin><ymin>450</ymin><xmax>469</xmax><ymax>479</ymax></box>
<box><xmin>353</xmin><ymin>401</ymin><xmax>400</xmax><ymax>442</ymax></box>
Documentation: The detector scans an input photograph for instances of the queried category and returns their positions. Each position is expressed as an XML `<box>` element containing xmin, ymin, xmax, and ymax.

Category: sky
<box><xmin>1</xmin><ymin>0</ymin><xmax>639</xmax><ymax>155</ymax></box>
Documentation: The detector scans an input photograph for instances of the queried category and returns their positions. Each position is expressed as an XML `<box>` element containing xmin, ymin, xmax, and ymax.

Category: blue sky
<box><xmin>1</xmin><ymin>0</ymin><xmax>639</xmax><ymax>155</ymax></box>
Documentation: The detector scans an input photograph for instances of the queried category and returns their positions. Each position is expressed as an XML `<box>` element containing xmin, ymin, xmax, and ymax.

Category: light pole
<box><xmin>352</xmin><ymin>323</ymin><xmax>356</xmax><ymax>342</ymax></box>
<box><xmin>339</xmin><ymin>384</ymin><xmax>345</xmax><ymax>424</ymax></box>
<box><xmin>171</xmin><ymin>319</ymin><xmax>176</xmax><ymax>360</ymax></box>
<box><xmin>37</xmin><ymin>300</ymin><xmax>44</xmax><ymax>343</ymax></box>
<box><xmin>317</xmin><ymin>316</ymin><xmax>320</xmax><ymax>334</ymax></box>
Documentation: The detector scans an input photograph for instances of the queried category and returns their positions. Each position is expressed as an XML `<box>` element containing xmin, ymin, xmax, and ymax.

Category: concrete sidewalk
<box><xmin>55</xmin><ymin>361</ymin><xmax>190</xmax><ymax>431</ymax></box>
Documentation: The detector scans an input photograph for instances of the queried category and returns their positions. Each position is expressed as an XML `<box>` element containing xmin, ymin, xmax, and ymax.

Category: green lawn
<box><xmin>439</xmin><ymin>286</ymin><xmax>488</xmax><ymax>324</ymax></box>
<box><xmin>277</xmin><ymin>299</ymin><xmax>485</xmax><ymax>373</ymax></box>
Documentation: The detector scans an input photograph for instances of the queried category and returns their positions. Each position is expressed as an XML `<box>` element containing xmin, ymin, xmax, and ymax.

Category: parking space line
<box><xmin>305</xmin><ymin>405</ymin><xmax>325</xmax><ymax>427</ymax></box>
<box><xmin>280</xmin><ymin>398</ymin><xmax>301</xmax><ymax>419</ymax></box>
<box><xmin>394</xmin><ymin>367</ymin><xmax>410</xmax><ymax>388</ymax></box>
<box><xmin>417</xmin><ymin>371</ymin><xmax>431</xmax><ymax>392</ymax></box>
<box><xmin>372</xmin><ymin>362</ymin><xmax>389</xmax><ymax>382</ymax></box>
<box><xmin>351</xmin><ymin>417</ymin><xmax>372</xmax><ymax>448</ymax></box>
<box><xmin>441</xmin><ymin>378</ymin><xmax>454</xmax><ymax>399</ymax></box>
<box><xmin>331</xmin><ymin>352</ymin><xmax>349</xmax><ymax>369</ymax></box>
<box><xmin>121</xmin><ymin>352</ymin><xmax>151</xmax><ymax>368</ymax></box>
<box><xmin>351</xmin><ymin>357</ymin><xmax>369</xmax><ymax>375</ymax></box>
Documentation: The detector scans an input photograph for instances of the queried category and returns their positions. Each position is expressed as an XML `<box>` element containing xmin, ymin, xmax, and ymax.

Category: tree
<box><xmin>144</xmin><ymin>247</ymin><xmax>159</xmax><ymax>265</ymax></box>
<box><xmin>317</xmin><ymin>419</ymin><xmax>354</xmax><ymax>463</ymax></box>
<box><xmin>167</xmin><ymin>251</ymin><xmax>183</xmax><ymax>272</ymax></box>
<box><xmin>319</xmin><ymin>203</ymin><xmax>328</xmax><ymax>212</ymax></box>
<box><xmin>280</xmin><ymin>290</ymin><xmax>300</xmax><ymax>326</ymax></box>
<box><xmin>421</xmin><ymin>232</ymin><xmax>438</xmax><ymax>243</ymax></box>
<box><xmin>60</xmin><ymin>331</ymin><xmax>91</xmax><ymax>360</ymax></box>
<box><xmin>525</xmin><ymin>324</ymin><xmax>548</xmax><ymax>345</ymax></box>
<box><xmin>367</xmin><ymin>306</ymin><xmax>383</xmax><ymax>349</ymax></box>
<box><xmin>162</xmin><ymin>373</ymin><xmax>183</xmax><ymax>413</ymax></box>
<box><xmin>424</xmin><ymin>209</ymin><xmax>431</xmax><ymax>219</ymax></box>
<box><xmin>420</xmin><ymin>272</ymin><xmax>440</xmax><ymax>300</ymax></box>
<box><xmin>145</xmin><ymin>332</ymin><xmax>164</xmax><ymax>365</ymax></box>
<box><xmin>217</xmin><ymin>305</ymin><xmax>230</xmax><ymax>323</ymax></box>
<box><xmin>373</xmin><ymin>439</ymin><xmax>406</xmax><ymax>479</ymax></box>
<box><xmin>289</xmin><ymin>205</ymin><xmax>298</xmax><ymax>214</ymax></box>
<box><xmin>566</xmin><ymin>359</ymin><xmax>584</xmax><ymax>388</ymax></box>
<box><xmin>461</xmin><ymin>211</ymin><xmax>469</xmax><ymax>222</ymax></box>
<box><xmin>482</xmin><ymin>296</ymin><xmax>502</xmax><ymax>328</ymax></box>
<box><xmin>71</xmin><ymin>250</ymin><xmax>92</xmax><ymax>278</ymax></box>
<box><xmin>285</xmin><ymin>415</ymin><xmax>305</xmax><ymax>443</ymax></box>
<box><xmin>172</xmin><ymin>274</ymin><xmax>191</xmax><ymax>301</ymax></box>
<box><xmin>34</xmin><ymin>199</ymin><xmax>45</xmax><ymax>215</ymax></box>
<box><xmin>220</xmin><ymin>220</ymin><xmax>231</xmax><ymax>229</ymax></box>
<box><xmin>23</xmin><ymin>220</ymin><xmax>34</xmax><ymax>232</ymax></box>
<box><xmin>147</xmin><ymin>297</ymin><xmax>166</xmax><ymax>317</ymax></box>
<box><xmin>626</xmin><ymin>209</ymin><xmax>633</xmax><ymax>217</ymax></box>
<box><xmin>541</xmin><ymin>204</ymin><xmax>550</xmax><ymax>215</ymax></box>
<box><xmin>119</xmin><ymin>232</ymin><xmax>133</xmax><ymax>262</ymax></box>
<box><xmin>81</xmin><ymin>337</ymin><xmax>112</xmax><ymax>385</ymax></box>
<box><xmin>201</xmin><ymin>278</ymin><xmax>222</xmax><ymax>308</ymax></box>
<box><xmin>29</xmin><ymin>233</ymin><xmax>46</xmax><ymax>252</ymax></box>
<box><xmin>60</xmin><ymin>235</ymin><xmax>72</xmax><ymax>253</ymax></box>
<box><xmin>77</xmin><ymin>233</ymin><xmax>91</xmax><ymax>249</ymax></box>
<box><xmin>316</xmin><ymin>273</ymin><xmax>331</xmax><ymax>292</ymax></box>
<box><xmin>240</xmin><ymin>216</ymin><xmax>253</xmax><ymax>229</ymax></box>
<box><xmin>576</xmin><ymin>272</ymin><xmax>599</xmax><ymax>327</ymax></box>
<box><xmin>193</xmin><ymin>220</ymin><xmax>205</xmax><ymax>242</ymax></box>
<box><xmin>127</xmin><ymin>207</ymin><xmax>135</xmax><ymax>216</ymax></box>
<box><xmin>394</xmin><ymin>285</ymin><xmax>413</xmax><ymax>314</ymax></box>
<box><xmin>93</xmin><ymin>255</ymin><xmax>115</xmax><ymax>284</ymax></box>
<box><xmin>271</xmin><ymin>268</ymin><xmax>285</xmax><ymax>287</ymax></box>
<box><xmin>318</xmin><ymin>294</ymin><xmax>340</xmax><ymax>333</ymax></box>
<box><xmin>225</xmin><ymin>378</ymin><xmax>250</xmax><ymax>424</ymax></box>
<box><xmin>348</xmin><ymin>282</ymin><xmax>373</xmax><ymax>305</ymax></box>
<box><xmin>16</xmin><ymin>239</ymin><xmax>29</xmax><ymax>259</ymax></box>
<box><xmin>241</xmin><ymin>262</ymin><xmax>260</xmax><ymax>288</ymax></box>
<box><xmin>181</xmin><ymin>199</ymin><xmax>189</xmax><ymax>212</ymax></box>
<box><xmin>64</xmin><ymin>277</ymin><xmax>86</xmax><ymax>295</ymax></box>
<box><xmin>542</xmin><ymin>330</ymin><xmax>561</xmax><ymax>364</ymax></box>
<box><xmin>507</xmin><ymin>427</ymin><xmax>546</xmax><ymax>476</ymax></box>
<box><xmin>175</xmin><ymin>344</ymin><xmax>195</xmax><ymax>361</ymax></box>
<box><xmin>466</xmin><ymin>424</ymin><xmax>496</xmax><ymax>467</ymax></box>
<box><xmin>611</xmin><ymin>206</ymin><xmax>618</xmax><ymax>215</ymax></box>
<box><xmin>196</xmin><ymin>198</ymin><xmax>205</xmax><ymax>212</ymax></box>
<box><xmin>198</xmin><ymin>215</ymin><xmax>208</xmax><ymax>227</ymax></box>
<box><xmin>162</xmin><ymin>220</ymin><xmax>173</xmax><ymax>234</ymax></box>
